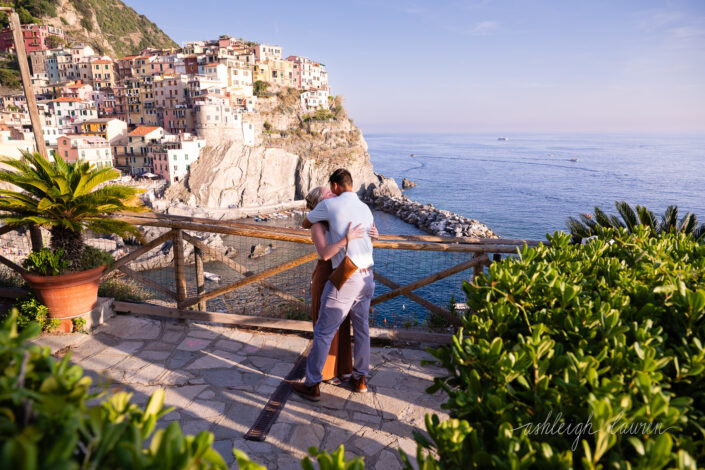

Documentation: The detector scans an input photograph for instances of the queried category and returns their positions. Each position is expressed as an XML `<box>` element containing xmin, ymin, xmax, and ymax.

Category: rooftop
<box><xmin>128</xmin><ymin>125</ymin><xmax>162</xmax><ymax>136</ymax></box>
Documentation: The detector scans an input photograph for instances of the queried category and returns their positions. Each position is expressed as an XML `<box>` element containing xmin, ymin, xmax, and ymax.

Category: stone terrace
<box><xmin>33</xmin><ymin>315</ymin><xmax>449</xmax><ymax>469</ymax></box>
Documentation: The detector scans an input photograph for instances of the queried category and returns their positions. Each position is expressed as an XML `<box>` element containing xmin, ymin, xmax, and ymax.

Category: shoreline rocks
<box><xmin>365</xmin><ymin>194</ymin><xmax>497</xmax><ymax>239</ymax></box>
<box><xmin>401</xmin><ymin>177</ymin><xmax>416</xmax><ymax>189</ymax></box>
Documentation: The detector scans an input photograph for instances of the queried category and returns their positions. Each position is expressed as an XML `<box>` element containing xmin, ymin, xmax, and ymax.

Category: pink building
<box><xmin>56</xmin><ymin>135</ymin><xmax>113</xmax><ymax>168</ymax></box>
<box><xmin>0</xmin><ymin>24</ymin><xmax>65</xmax><ymax>53</ymax></box>
<box><xmin>60</xmin><ymin>82</ymin><xmax>93</xmax><ymax>101</ymax></box>
<box><xmin>151</xmin><ymin>133</ymin><xmax>205</xmax><ymax>183</ymax></box>
<box><xmin>286</xmin><ymin>56</ymin><xmax>328</xmax><ymax>90</ymax></box>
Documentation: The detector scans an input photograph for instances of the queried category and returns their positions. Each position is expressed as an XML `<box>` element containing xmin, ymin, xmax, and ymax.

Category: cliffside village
<box><xmin>0</xmin><ymin>24</ymin><xmax>331</xmax><ymax>184</ymax></box>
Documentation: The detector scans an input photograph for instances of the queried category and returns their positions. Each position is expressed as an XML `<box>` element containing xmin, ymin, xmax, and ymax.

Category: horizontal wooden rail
<box><xmin>373</xmin><ymin>272</ymin><xmax>460</xmax><ymax>325</ymax></box>
<box><xmin>119</xmin><ymin>266</ymin><xmax>178</xmax><ymax>300</ymax></box>
<box><xmin>113</xmin><ymin>301</ymin><xmax>451</xmax><ymax>344</ymax></box>
<box><xmin>108</xmin><ymin>229</ymin><xmax>177</xmax><ymax>274</ymax></box>
<box><xmin>112</xmin><ymin>212</ymin><xmax>542</xmax><ymax>249</ymax></box>
<box><xmin>181</xmin><ymin>232</ymin><xmax>310</xmax><ymax>312</ymax></box>
<box><xmin>372</xmin><ymin>254</ymin><xmax>489</xmax><ymax>306</ymax></box>
<box><xmin>178</xmin><ymin>251</ymin><xmax>319</xmax><ymax>309</ymax></box>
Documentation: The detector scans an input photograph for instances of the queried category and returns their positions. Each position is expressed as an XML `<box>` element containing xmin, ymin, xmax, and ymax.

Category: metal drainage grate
<box><xmin>244</xmin><ymin>342</ymin><xmax>311</xmax><ymax>441</ymax></box>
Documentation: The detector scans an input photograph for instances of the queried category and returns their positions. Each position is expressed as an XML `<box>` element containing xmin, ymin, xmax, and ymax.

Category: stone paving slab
<box><xmin>36</xmin><ymin>315</ymin><xmax>449</xmax><ymax>469</ymax></box>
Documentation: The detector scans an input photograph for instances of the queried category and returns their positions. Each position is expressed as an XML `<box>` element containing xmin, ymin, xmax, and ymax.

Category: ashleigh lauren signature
<box><xmin>513</xmin><ymin>411</ymin><xmax>674</xmax><ymax>451</ymax></box>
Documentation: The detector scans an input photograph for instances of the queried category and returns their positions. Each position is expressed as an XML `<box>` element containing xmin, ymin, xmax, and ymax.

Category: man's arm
<box><xmin>302</xmin><ymin>217</ymin><xmax>313</xmax><ymax>229</ymax></box>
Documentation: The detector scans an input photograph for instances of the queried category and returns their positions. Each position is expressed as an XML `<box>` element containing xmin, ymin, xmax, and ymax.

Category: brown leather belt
<box><xmin>358</xmin><ymin>267</ymin><xmax>373</xmax><ymax>274</ymax></box>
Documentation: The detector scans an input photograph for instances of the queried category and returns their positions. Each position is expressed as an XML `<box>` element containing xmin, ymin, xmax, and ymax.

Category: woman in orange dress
<box><xmin>305</xmin><ymin>186</ymin><xmax>378</xmax><ymax>383</ymax></box>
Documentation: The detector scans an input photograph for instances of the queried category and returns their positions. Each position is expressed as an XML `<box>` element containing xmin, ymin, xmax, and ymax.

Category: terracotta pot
<box><xmin>22</xmin><ymin>266</ymin><xmax>105</xmax><ymax>332</ymax></box>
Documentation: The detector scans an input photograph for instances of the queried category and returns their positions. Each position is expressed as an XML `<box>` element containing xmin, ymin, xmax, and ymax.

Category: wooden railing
<box><xmin>0</xmin><ymin>212</ymin><xmax>544</xmax><ymax>336</ymax></box>
<box><xmin>109</xmin><ymin>213</ymin><xmax>541</xmax><ymax>326</ymax></box>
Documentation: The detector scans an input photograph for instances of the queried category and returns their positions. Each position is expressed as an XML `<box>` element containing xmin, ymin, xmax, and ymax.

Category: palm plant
<box><xmin>567</xmin><ymin>200</ymin><xmax>705</xmax><ymax>243</ymax></box>
<box><xmin>0</xmin><ymin>152</ymin><xmax>147</xmax><ymax>270</ymax></box>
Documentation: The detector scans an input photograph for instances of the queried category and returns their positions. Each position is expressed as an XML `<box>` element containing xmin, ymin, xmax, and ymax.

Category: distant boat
<box><xmin>548</xmin><ymin>153</ymin><xmax>554</xmax><ymax>157</ymax></box>
<box><xmin>569</xmin><ymin>158</ymin><xmax>579</xmax><ymax>162</ymax></box>
<box><xmin>497</xmin><ymin>137</ymin><xmax>509</xmax><ymax>141</ymax></box>
<box><xmin>410</xmin><ymin>153</ymin><xmax>415</xmax><ymax>157</ymax></box>
<box><xmin>204</xmin><ymin>272</ymin><xmax>221</xmax><ymax>282</ymax></box>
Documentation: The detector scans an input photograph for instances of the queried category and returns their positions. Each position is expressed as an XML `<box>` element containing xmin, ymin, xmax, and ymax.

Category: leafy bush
<box><xmin>11</xmin><ymin>292</ymin><xmax>59</xmax><ymax>332</ymax></box>
<box><xmin>0</xmin><ymin>68</ymin><xmax>21</xmax><ymax>89</ymax></box>
<box><xmin>98</xmin><ymin>277</ymin><xmax>152</xmax><ymax>301</ymax></box>
<box><xmin>411</xmin><ymin>229</ymin><xmax>704</xmax><ymax>468</ymax></box>
<box><xmin>80</xmin><ymin>244</ymin><xmax>115</xmax><ymax>271</ymax></box>
<box><xmin>0</xmin><ymin>309</ymin><xmax>229</xmax><ymax>469</ymax></box>
<box><xmin>302</xmin><ymin>109</ymin><xmax>335</xmax><ymax>122</ymax></box>
<box><xmin>22</xmin><ymin>247</ymin><xmax>69</xmax><ymax>276</ymax></box>
<box><xmin>254</xmin><ymin>80</ymin><xmax>269</xmax><ymax>96</ymax></box>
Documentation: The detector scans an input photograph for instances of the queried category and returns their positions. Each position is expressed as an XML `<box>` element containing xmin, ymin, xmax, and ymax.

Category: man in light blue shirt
<box><xmin>293</xmin><ymin>169</ymin><xmax>375</xmax><ymax>400</ymax></box>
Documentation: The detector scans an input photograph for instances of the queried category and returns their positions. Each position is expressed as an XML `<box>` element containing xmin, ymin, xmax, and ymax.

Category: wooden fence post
<box><xmin>194</xmin><ymin>246</ymin><xmax>206</xmax><ymax>311</ymax></box>
<box><xmin>6</xmin><ymin>11</ymin><xmax>49</xmax><ymax>159</ymax></box>
<box><xmin>173</xmin><ymin>230</ymin><xmax>187</xmax><ymax>302</ymax></box>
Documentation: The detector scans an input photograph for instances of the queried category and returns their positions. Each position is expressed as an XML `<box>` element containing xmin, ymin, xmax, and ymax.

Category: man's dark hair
<box><xmin>329</xmin><ymin>168</ymin><xmax>353</xmax><ymax>187</ymax></box>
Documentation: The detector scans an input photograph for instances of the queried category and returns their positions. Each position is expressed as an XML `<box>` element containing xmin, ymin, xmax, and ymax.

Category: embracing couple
<box><xmin>291</xmin><ymin>168</ymin><xmax>376</xmax><ymax>401</ymax></box>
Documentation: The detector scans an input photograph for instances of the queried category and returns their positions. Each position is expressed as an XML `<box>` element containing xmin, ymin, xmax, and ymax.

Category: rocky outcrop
<box><xmin>175</xmin><ymin>143</ymin><xmax>300</xmax><ymax>208</ymax></box>
<box><xmin>165</xmin><ymin>91</ymin><xmax>398</xmax><ymax>209</ymax></box>
<box><xmin>367</xmin><ymin>195</ymin><xmax>497</xmax><ymax>239</ymax></box>
<box><xmin>402</xmin><ymin>178</ymin><xmax>416</xmax><ymax>189</ymax></box>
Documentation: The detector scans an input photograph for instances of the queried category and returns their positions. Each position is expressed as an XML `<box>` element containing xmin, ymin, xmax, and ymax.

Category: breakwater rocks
<box><xmin>402</xmin><ymin>178</ymin><xmax>416</xmax><ymax>189</ymax></box>
<box><xmin>366</xmin><ymin>195</ymin><xmax>497</xmax><ymax>238</ymax></box>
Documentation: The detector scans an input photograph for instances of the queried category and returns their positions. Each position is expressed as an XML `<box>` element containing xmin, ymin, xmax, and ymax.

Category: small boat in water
<box><xmin>497</xmin><ymin>137</ymin><xmax>509</xmax><ymax>141</ymax></box>
<box><xmin>204</xmin><ymin>272</ymin><xmax>221</xmax><ymax>282</ymax></box>
<box><xmin>569</xmin><ymin>158</ymin><xmax>579</xmax><ymax>162</ymax></box>
<box><xmin>410</xmin><ymin>153</ymin><xmax>415</xmax><ymax>157</ymax></box>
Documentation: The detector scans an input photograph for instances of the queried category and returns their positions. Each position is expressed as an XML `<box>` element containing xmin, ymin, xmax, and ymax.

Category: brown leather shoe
<box><xmin>291</xmin><ymin>382</ymin><xmax>321</xmax><ymax>401</ymax></box>
<box><xmin>351</xmin><ymin>375</ymin><xmax>368</xmax><ymax>393</ymax></box>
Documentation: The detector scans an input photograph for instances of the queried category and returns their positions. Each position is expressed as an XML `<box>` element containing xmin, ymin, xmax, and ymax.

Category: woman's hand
<box><xmin>345</xmin><ymin>223</ymin><xmax>367</xmax><ymax>243</ymax></box>
<box><xmin>369</xmin><ymin>223</ymin><xmax>379</xmax><ymax>240</ymax></box>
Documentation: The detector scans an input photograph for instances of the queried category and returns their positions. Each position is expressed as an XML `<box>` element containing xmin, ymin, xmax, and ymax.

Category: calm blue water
<box><xmin>366</xmin><ymin>133</ymin><xmax>705</xmax><ymax>240</ymax></box>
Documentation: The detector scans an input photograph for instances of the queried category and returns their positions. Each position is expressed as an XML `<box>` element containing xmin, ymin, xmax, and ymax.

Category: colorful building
<box><xmin>57</xmin><ymin>135</ymin><xmax>113</xmax><ymax>168</ymax></box>
<box><xmin>79</xmin><ymin>118</ymin><xmax>127</xmax><ymax>144</ymax></box>
<box><xmin>0</xmin><ymin>24</ymin><xmax>65</xmax><ymax>53</ymax></box>
<box><xmin>150</xmin><ymin>133</ymin><xmax>205</xmax><ymax>183</ymax></box>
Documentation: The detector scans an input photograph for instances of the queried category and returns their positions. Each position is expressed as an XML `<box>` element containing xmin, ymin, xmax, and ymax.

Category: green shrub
<box><xmin>0</xmin><ymin>68</ymin><xmax>21</xmax><ymax>89</ymax></box>
<box><xmin>302</xmin><ymin>109</ymin><xmax>335</xmax><ymax>123</ymax></box>
<box><xmin>72</xmin><ymin>316</ymin><xmax>86</xmax><ymax>333</ymax></box>
<box><xmin>0</xmin><ymin>309</ymin><xmax>228</xmax><ymax>469</ymax></box>
<box><xmin>22</xmin><ymin>247</ymin><xmax>69</xmax><ymax>276</ymax></box>
<box><xmin>12</xmin><ymin>292</ymin><xmax>59</xmax><ymax>332</ymax></box>
<box><xmin>409</xmin><ymin>229</ymin><xmax>704</xmax><ymax>468</ymax></box>
<box><xmin>98</xmin><ymin>277</ymin><xmax>152</xmax><ymax>301</ymax></box>
<box><xmin>80</xmin><ymin>244</ymin><xmax>115</xmax><ymax>270</ymax></box>
<box><xmin>254</xmin><ymin>80</ymin><xmax>269</xmax><ymax>96</ymax></box>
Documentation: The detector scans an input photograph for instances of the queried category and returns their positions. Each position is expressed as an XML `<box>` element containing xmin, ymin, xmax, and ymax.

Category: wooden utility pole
<box><xmin>2</xmin><ymin>10</ymin><xmax>49</xmax><ymax>158</ymax></box>
<box><xmin>1</xmin><ymin>8</ymin><xmax>47</xmax><ymax>251</ymax></box>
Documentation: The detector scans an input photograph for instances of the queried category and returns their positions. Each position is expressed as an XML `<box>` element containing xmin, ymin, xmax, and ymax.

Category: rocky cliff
<box><xmin>166</xmin><ymin>88</ymin><xmax>400</xmax><ymax>209</ymax></box>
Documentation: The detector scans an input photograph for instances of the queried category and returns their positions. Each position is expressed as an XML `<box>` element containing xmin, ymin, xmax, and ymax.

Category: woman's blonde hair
<box><xmin>305</xmin><ymin>186</ymin><xmax>326</xmax><ymax>210</ymax></box>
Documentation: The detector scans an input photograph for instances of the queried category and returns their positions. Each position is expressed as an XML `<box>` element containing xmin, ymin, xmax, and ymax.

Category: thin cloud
<box><xmin>470</xmin><ymin>20</ymin><xmax>500</xmax><ymax>35</ymax></box>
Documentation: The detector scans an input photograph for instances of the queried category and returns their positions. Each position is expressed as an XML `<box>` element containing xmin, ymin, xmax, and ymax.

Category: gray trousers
<box><xmin>305</xmin><ymin>270</ymin><xmax>375</xmax><ymax>385</ymax></box>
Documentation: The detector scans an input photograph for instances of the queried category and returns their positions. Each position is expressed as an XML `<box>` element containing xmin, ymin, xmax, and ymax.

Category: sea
<box><xmin>149</xmin><ymin>133</ymin><xmax>705</xmax><ymax>327</ymax></box>
<box><xmin>366</xmin><ymin>133</ymin><xmax>705</xmax><ymax>240</ymax></box>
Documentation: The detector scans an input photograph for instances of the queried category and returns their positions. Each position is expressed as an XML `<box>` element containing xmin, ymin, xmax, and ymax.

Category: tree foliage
<box><xmin>0</xmin><ymin>151</ymin><xmax>147</xmax><ymax>268</ymax></box>
<box><xmin>567</xmin><ymin>201</ymin><xmax>705</xmax><ymax>243</ymax></box>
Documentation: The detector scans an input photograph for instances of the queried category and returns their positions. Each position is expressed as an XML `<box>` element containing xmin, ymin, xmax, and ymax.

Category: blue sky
<box><xmin>124</xmin><ymin>0</ymin><xmax>705</xmax><ymax>133</ymax></box>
